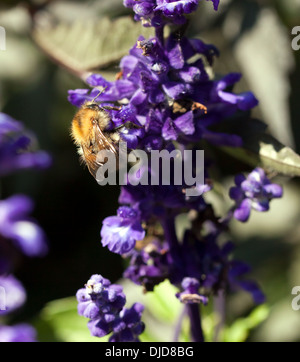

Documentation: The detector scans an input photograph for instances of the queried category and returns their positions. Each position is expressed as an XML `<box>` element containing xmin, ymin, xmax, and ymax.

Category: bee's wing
<box><xmin>81</xmin><ymin>146</ymin><xmax>99</xmax><ymax>179</ymax></box>
<box><xmin>94</xmin><ymin>124</ymin><xmax>118</xmax><ymax>156</ymax></box>
<box><xmin>81</xmin><ymin>124</ymin><xmax>118</xmax><ymax>179</ymax></box>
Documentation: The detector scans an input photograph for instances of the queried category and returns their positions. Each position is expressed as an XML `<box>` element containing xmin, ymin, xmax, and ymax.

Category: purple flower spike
<box><xmin>77</xmin><ymin>274</ymin><xmax>145</xmax><ymax>341</ymax></box>
<box><xmin>0</xmin><ymin>195</ymin><xmax>48</xmax><ymax>257</ymax></box>
<box><xmin>0</xmin><ymin>113</ymin><xmax>51</xmax><ymax>176</ymax></box>
<box><xmin>229</xmin><ymin>168</ymin><xmax>283</xmax><ymax>222</ymax></box>
<box><xmin>0</xmin><ymin>275</ymin><xmax>26</xmax><ymax>315</ymax></box>
<box><xmin>0</xmin><ymin>324</ymin><xmax>37</xmax><ymax>342</ymax></box>
<box><xmin>76</xmin><ymin>274</ymin><xmax>126</xmax><ymax>322</ymax></box>
<box><xmin>101</xmin><ymin>206</ymin><xmax>145</xmax><ymax>254</ymax></box>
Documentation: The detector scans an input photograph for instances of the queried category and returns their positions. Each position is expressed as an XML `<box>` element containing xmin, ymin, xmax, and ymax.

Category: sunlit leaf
<box><xmin>223</xmin><ymin>305</ymin><xmax>270</xmax><ymax>342</ymax></box>
<box><xmin>228</xmin><ymin>7</ymin><xmax>295</xmax><ymax>147</ymax></box>
<box><xmin>33</xmin><ymin>297</ymin><xmax>103</xmax><ymax>342</ymax></box>
<box><xmin>32</xmin><ymin>15</ymin><xmax>153</xmax><ymax>75</ymax></box>
<box><xmin>122</xmin><ymin>279</ymin><xmax>189</xmax><ymax>342</ymax></box>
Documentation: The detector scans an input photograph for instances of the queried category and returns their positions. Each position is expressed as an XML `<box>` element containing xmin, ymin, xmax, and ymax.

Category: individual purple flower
<box><xmin>76</xmin><ymin>274</ymin><xmax>145</xmax><ymax>341</ymax></box>
<box><xmin>0</xmin><ymin>195</ymin><xmax>48</xmax><ymax>257</ymax></box>
<box><xmin>0</xmin><ymin>324</ymin><xmax>37</xmax><ymax>342</ymax></box>
<box><xmin>229</xmin><ymin>167</ymin><xmax>283</xmax><ymax>222</ymax></box>
<box><xmin>0</xmin><ymin>113</ymin><xmax>51</xmax><ymax>176</ymax></box>
<box><xmin>176</xmin><ymin>277</ymin><xmax>208</xmax><ymax>304</ymax></box>
<box><xmin>124</xmin><ymin>240</ymin><xmax>171</xmax><ymax>291</ymax></box>
<box><xmin>101</xmin><ymin>206</ymin><xmax>145</xmax><ymax>255</ymax></box>
<box><xmin>228</xmin><ymin>261</ymin><xmax>265</xmax><ymax>304</ymax></box>
<box><xmin>0</xmin><ymin>275</ymin><xmax>26</xmax><ymax>315</ymax></box>
<box><xmin>211</xmin><ymin>73</ymin><xmax>259</xmax><ymax>111</ymax></box>
<box><xmin>109</xmin><ymin>303</ymin><xmax>145</xmax><ymax>342</ymax></box>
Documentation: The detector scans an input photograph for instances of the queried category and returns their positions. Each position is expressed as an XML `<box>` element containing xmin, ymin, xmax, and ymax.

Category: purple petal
<box><xmin>9</xmin><ymin>221</ymin><xmax>48</xmax><ymax>257</ymax></box>
<box><xmin>162</xmin><ymin>118</ymin><xmax>178</xmax><ymax>140</ymax></box>
<box><xmin>238</xmin><ymin>280</ymin><xmax>265</xmax><ymax>304</ymax></box>
<box><xmin>234</xmin><ymin>173</ymin><xmax>246</xmax><ymax>186</ymax></box>
<box><xmin>0</xmin><ymin>113</ymin><xmax>23</xmax><ymax>134</ymax></box>
<box><xmin>264</xmin><ymin>183</ymin><xmax>283</xmax><ymax>198</ymax></box>
<box><xmin>67</xmin><ymin>89</ymin><xmax>90</xmax><ymax>107</ymax></box>
<box><xmin>234</xmin><ymin>198</ymin><xmax>251</xmax><ymax>222</ymax></box>
<box><xmin>88</xmin><ymin>319</ymin><xmax>111</xmax><ymax>338</ymax></box>
<box><xmin>0</xmin><ymin>275</ymin><xmax>26</xmax><ymax>315</ymax></box>
<box><xmin>166</xmin><ymin>37</ymin><xmax>185</xmax><ymax>69</ymax></box>
<box><xmin>162</xmin><ymin>82</ymin><xmax>189</xmax><ymax>99</ymax></box>
<box><xmin>174</xmin><ymin>111</ymin><xmax>195</xmax><ymax>135</ymax></box>
<box><xmin>133</xmin><ymin>2</ymin><xmax>156</xmax><ymax>16</ymax></box>
<box><xmin>229</xmin><ymin>186</ymin><xmax>243</xmax><ymax>201</ymax></box>
<box><xmin>252</xmin><ymin>198</ymin><xmax>269</xmax><ymax>212</ymax></box>
<box><xmin>0</xmin><ymin>195</ymin><xmax>48</xmax><ymax>257</ymax></box>
<box><xmin>86</xmin><ymin>74</ymin><xmax>110</xmax><ymax>87</ymax></box>
<box><xmin>117</xmin><ymin>206</ymin><xmax>138</xmax><ymax>219</ymax></box>
<box><xmin>155</xmin><ymin>0</ymin><xmax>199</xmax><ymax>17</ymax></box>
<box><xmin>207</xmin><ymin>0</ymin><xmax>220</xmax><ymax>11</ymax></box>
<box><xmin>175</xmin><ymin>66</ymin><xmax>201</xmax><ymax>83</ymax></box>
<box><xmin>0</xmin><ymin>324</ymin><xmax>37</xmax><ymax>342</ymax></box>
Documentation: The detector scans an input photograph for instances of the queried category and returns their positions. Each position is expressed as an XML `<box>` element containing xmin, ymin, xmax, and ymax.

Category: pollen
<box><xmin>191</xmin><ymin>102</ymin><xmax>208</xmax><ymax>114</ymax></box>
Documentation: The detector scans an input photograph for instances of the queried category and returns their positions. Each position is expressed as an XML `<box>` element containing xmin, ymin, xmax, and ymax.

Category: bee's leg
<box><xmin>102</xmin><ymin>106</ymin><xmax>122</xmax><ymax>111</ymax></box>
<box><xmin>110</xmin><ymin>122</ymin><xmax>143</xmax><ymax>132</ymax></box>
<box><xmin>123</xmin><ymin>121</ymin><xmax>143</xmax><ymax>129</ymax></box>
<box><xmin>112</xmin><ymin>124</ymin><xmax>126</xmax><ymax>131</ymax></box>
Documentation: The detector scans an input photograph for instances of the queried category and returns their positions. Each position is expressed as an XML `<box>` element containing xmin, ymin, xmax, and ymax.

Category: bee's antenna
<box><xmin>91</xmin><ymin>86</ymin><xmax>107</xmax><ymax>103</ymax></box>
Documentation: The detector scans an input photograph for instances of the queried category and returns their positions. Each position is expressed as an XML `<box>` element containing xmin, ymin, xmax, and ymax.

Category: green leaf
<box><xmin>32</xmin><ymin>15</ymin><xmax>153</xmax><ymax>74</ymax></box>
<box><xmin>233</xmin><ymin>7</ymin><xmax>295</xmax><ymax>147</ymax></box>
<box><xmin>217</xmin><ymin>117</ymin><xmax>300</xmax><ymax>177</ymax></box>
<box><xmin>33</xmin><ymin>297</ymin><xmax>104</xmax><ymax>342</ymax></box>
<box><xmin>122</xmin><ymin>279</ymin><xmax>189</xmax><ymax>342</ymax></box>
<box><xmin>223</xmin><ymin>304</ymin><xmax>270</xmax><ymax>342</ymax></box>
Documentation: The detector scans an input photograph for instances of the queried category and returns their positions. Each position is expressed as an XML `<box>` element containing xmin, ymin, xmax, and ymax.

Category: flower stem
<box><xmin>162</xmin><ymin>214</ymin><xmax>204</xmax><ymax>342</ymax></box>
<box><xmin>187</xmin><ymin>304</ymin><xmax>204</xmax><ymax>342</ymax></box>
<box><xmin>213</xmin><ymin>290</ymin><xmax>225</xmax><ymax>342</ymax></box>
<box><xmin>173</xmin><ymin>305</ymin><xmax>187</xmax><ymax>342</ymax></box>
<box><xmin>155</xmin><ymin>26</ymin><xmax>165</xmax><ymax>48</ymax></box>
<box><xmin>162</xmin><ymin>214</ymin><xmax>182</xmax><ymax>266</ymax></box>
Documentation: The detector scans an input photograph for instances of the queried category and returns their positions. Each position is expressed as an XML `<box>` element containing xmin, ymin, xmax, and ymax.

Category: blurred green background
<box><xmin>1</xmin><ymin>0</ymin><xmax>300</xmax><ymax>342</ymax></box>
